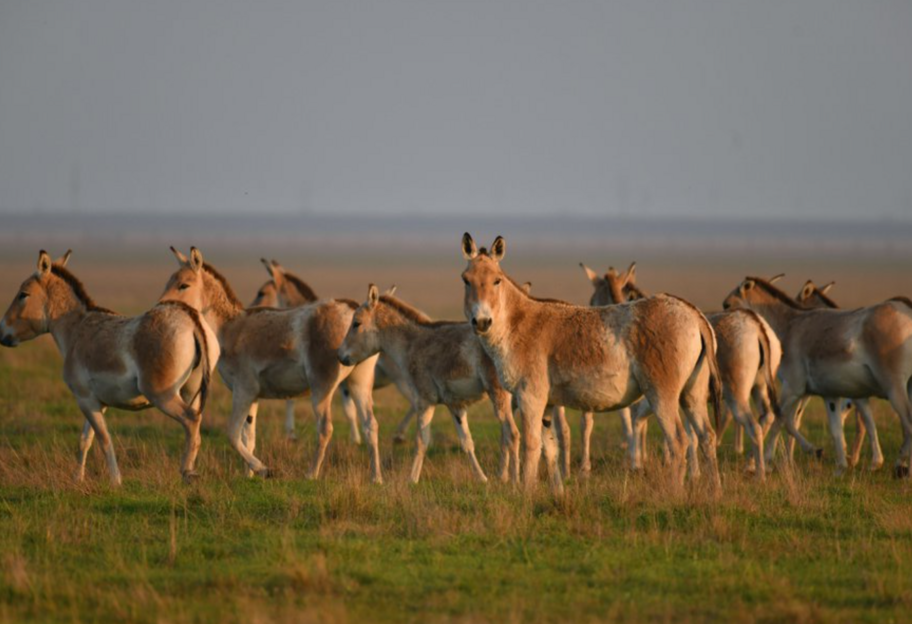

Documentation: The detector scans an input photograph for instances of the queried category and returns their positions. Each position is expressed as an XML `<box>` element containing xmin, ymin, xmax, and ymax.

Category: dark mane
<box><xmin>809</xmin><ymin>288</ymin><xmax>839</xmax><ymax>309</ymax></box>
<box><xmin>51</xmin><ymin>266</ymin><xmax>118</xmax><ymax>315</ymax></box>
<box><xmin>379</xmin><ymin>296</ymin><xmax>462</xmax><ymax>327</ymax></box>
<box><xmin>284</xmin><ymin>272</ymin><xmax>318</xmax><ymax>302</ymax></box>
<box><xmin>336</xmin><ymin>298</ymin><xmax>360</xmax><ymax>310</ymax></box>
<box><xmin>889</xmin><ymin>296</ymin><xmax>912</xmax><ymax>311</ymax></box>
<box><xmin>624</xmin><ymin>283</ymin><xmax>648</xmax><ymax>301</ymax></box>
<box><xmin>504</xmin><ymin>275</ymin><xmax>574</xmax><ymax>306</ymax></box>
<box><xmin>745</xmin><ymin>276</ymin><xmax>804</xmax><ymax>310</ymax></box>
<box><xmin>202</xmin><ymin>262</ymin><xmax>244</xmax><ymax>308</ymax></box>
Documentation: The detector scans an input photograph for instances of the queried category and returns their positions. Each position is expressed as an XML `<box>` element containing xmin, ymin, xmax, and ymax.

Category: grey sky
<box><xmin>1</xmin><ymin>1</ymin><xmax>910</xmax><ymax>219</ymax></box>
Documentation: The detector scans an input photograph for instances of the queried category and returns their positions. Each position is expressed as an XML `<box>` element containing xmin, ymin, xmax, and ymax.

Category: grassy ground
<box><xmin>2</xmin><ymin>337</ymin><xmax>912</xmax><ymax>624</ymax></box>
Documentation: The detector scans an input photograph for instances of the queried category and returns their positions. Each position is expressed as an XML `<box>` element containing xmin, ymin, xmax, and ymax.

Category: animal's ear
<box><xmin>261</xmin><ymin>258</ymin><xmax>275</xmax><ymax>278</ymax></box>
<box><xmin>189</xmin><ymin>247</ymin><xmax>204</xmax><ymax>274</ymax></box>
<box><xmin>768</xmin><ymin>273</ymin><xmax>785</xmax><ymax>284</ymax></box>
<box><xmin>56</xmin><ymin>249</ymin><xmax>73</xmax><ymax>267</ymax></box>
<box><xmin>170</xmin><ymin>246</ymin><xmax>189</xmax><ymax>265</ymax></box>
<box><xmin>37</xmin><ymin>250</ymin><xmax>52</xmax><ymax>277</ymax></box>
<box><xmin>384</xmin><ymin>285</ymin><xmax>397</xmax><ymax>297</ymax></box>
<box><xmin>800</xmin><ymin>281</ymin><xmax>815</xmax><ymax>301</ymax></box>
<box><xmin>521</xmin><ymin>281</ymin><xmax>532</xmax><ymax>294</ymax></box>
<box><xmin>819</xmin><ymin>281</ymin><xmax>835</xmax><ymax>295</ymax></box>
<box><xmin>490</xmin><ymin>236</ymin><xmax>506</xmax><ymax>262</ymax></box>
<box><xmin>624</xmin><ymin>262</ymin><xmax>637</xmax><ymax>285</ymax></box>
<box><xmin>367</xmin><ymin>283</ymin><xmax>380</xmax><ymax>308</ymax></box>
<box><xmin>580</xmin><ymin>263</ymin><xmax>600</xmax><ymax>285</ymax></box>
<box><xmin>461</xmin><ymin>233</ymin><xmax>478</xmax><ymax>260</ymax></box>
<box><xmin>742</xmin><ymin>279</ymin><xmax>756</xmax><ymax>292</ymax></box>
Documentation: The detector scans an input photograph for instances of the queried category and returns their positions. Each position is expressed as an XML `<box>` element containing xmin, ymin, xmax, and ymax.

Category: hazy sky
<box><xmin>1</xmin><ymin>1</ymin><xmax>910</xmax><ymax>219</ymax></box>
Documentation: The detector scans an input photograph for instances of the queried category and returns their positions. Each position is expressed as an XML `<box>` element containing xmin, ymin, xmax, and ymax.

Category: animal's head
<box><xmin>460</xmin><ymin>233</ymin><xmax>508</xmax><ymax>335</ymax></box>
<box><xmin>1</xmin><ymin>250</ymin><xmax>72</xmax><ymax>347</ymax></box>
<box><xmin>580</xmin><ymin>261</ymin><xmax>637</xmax><ymax>306</ymax></box>
<box><xmin>796</xmin><ymin>280</ymin><xmax>836</xmax><ymax>309</ymax></box>
<box><xmin>160</xmin><ymin>247</ymin><xmax>208</xmax><ymax>311</ymax></box>
<box><xmin>338</xmin><ymin>284</ymin><xmax>383</xmax><ymax>366</ymax></box>
<box><xmin>723</xmin><ymin>274</ymin><xmax>787</xmax><ymax>310</ymax></box>
<box><xmin>251</xmin><ymin>259</ymin><xmax>285</xmax><ymax>308</ymax></box>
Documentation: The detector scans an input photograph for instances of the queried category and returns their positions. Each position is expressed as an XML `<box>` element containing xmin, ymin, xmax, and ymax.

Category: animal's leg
<box><xmin>77</xmin><ymin>403</ymin><xmax>121</xmax><ymax>486</ymax></box>
<box><xmin>728</xmin><ymin>394</ymin><xmax>765</xmax><ymax>480</ymax></box>
<box><xmin>825</xmin><ymin>399</ymin><xmax>849</xmax><ymax>475</ymax></box>
<box><xmin>491</xmin><ymin>392</ymin><xmax>519</xmax><ymax>483</ymax></box>
<box><xmin>241</xmin><ymin>402</ymin><xmax>260</xmax><ymax>478</ymax></box>
<box><xmin>647</xmin><ymin>395</ymin><xmax>687</xmax><ymax>488</ymax></box>
<box><xmin>621</xmin><ymin>407</ymin><xmax>639</xmax><ymax>470</ymax></box>
<box><xmin>284</xmin><ymin>400</ymin><xmax>297</xmax><ymax>441</ymax></box>
<box><xmin>409</xmin><ymin>405</ymin><xmax>436</xmax><ymax>483</ymax></box>
<box><xmin>764</xmin><ymin>392</ymin><xmax>805</xmax><ymax>465</ymax></box>
<box><xmin>885</xmin><ymin>383</ymin><xmax>912</xmax><ymax>476</ymax></box>
<box><xmin>716</xmin><ymin>404</ymin><xmax>733</xmax><ymax>448</ymax></box>
<box><xmin>340</xmin><ymin>384</ymin><xmax>362</xmax><ymax>445</ymax></box>
<box><xmin>393</xmin><ymin>406</ymin><xmax>416</xmax><ymax>445</ymax></box>
<box><xmin>541</xmin><ymin>410</ymin><xmax>564</xmax><ymax>496</ymax></box>
<box><xmin>734</xmin><ymin>422</ymin><xmax>745</xmax><ymax>455</ymax></box>
<box><xmin>227</xmin><ymin>391</ymin><xmax>269</xmax><ymax>477</ymax></box>
<box><xmin>449</xmin><ymin>407</ymin><xmax>488</xmax><ymax>483</ymax></box>
<box><xmin>580</xmin><ymin>411</ymin><xmax>594</xmax><ymax>475</ymax></box>
<box><xmin>752</xmin><ymin>384</ymin><xmax>774</xmax><ymax>434</ymax></box>
<box><xmin>847</xmin><ymin>405</ymin><xmax>865</xmax><ymax>468</ymax></box>
<box><xmin>519</xmin><ymin>393</ymin><xmax>548</xmax><ymax>491</ymax></box>
<box><xmin>345</xmin><ymin>368</ymin><xmax>382</xmax><ymax>484</ymax></box>
<box><xmin>680</xmin><ymin>390</ymin><xmax>721</xmax><ymax>492</ymax></box>
<box><xmin>855</xmin><ymin>399</ymin><xmax>883</xmax><ymax>471</ymax></box>
<box><xmin>154</xmin><ymin>393</ymin><xmax>205</xmax><ymax>481</ymax></box>
<box><xmin>74</xmin><ymin>419</ymin><xmax>96</xmax><ymax>482</ymax></box>
<box><xmin>683</xmin><ymin>418</ymin><xmax>701</xmax><ymax>479</ymax></box>
<box><xmin>552</xmin><ymin>406</ymin><xmax>572</xmax><ymax>480</ymax></box>
<box><xmin>306</xmin><ymin>392</ymin><xmax>335</xmax><ymax>481</ymax></box>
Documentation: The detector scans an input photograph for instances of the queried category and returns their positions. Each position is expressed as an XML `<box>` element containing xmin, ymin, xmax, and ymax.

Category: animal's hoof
<box><xmin>815</xmin><ymin>448</ymin><xmax>824</xmax><ymax>460</ymax></box>
<box><xmin>285</xmin><ymin>433</ymin><xmax>298</xmax><ymax>442</ymax></box>
<box><xmin>392</xmin><ymin>435</ymin><xmax>407</xmax><ymax>446</ymax></box>
<box><xmin>869</xmin><ymin>459</ymin><xmax>885</xmax><ymax>472</ymax></box>
<box><xmin>255</xmin><ymin>467</ymin><xmax>273</xmax><ymax>479</ymax></box>
<box><xmin>893</xmin><ymin>464</ymin><xmax>910</xmax><ymax>479</ymax></box>
<box><xmin>182</xmin><ymin>471</ymin><xmax>201</xmax><ymax>484</ymax></box>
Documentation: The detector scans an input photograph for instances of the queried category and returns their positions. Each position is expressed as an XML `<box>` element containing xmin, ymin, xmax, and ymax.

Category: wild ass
<box><xmin>793</xmin><ymin>280</ymin><xmax>884</xmax><ymax>472</ymax></box>
<box><xmin>461</xmin><ymin>234</ymin><xmax>722</xmax><ymax>493</ymax></box>
<box><xmin>581</xmin><ymin>262</ymin><xmax>782</xmax><ymax>479</ymax></box>
<box><xmin>0</xmin><ymin>250</ymin><xmax>218</xmax><ymax>485</ymax></box>
<box><xmin>160</xmin><ymin>248</ymin><xmax>383</xmax><ymax>482</ymax></box>
<box><xmin>723</xmin><ymin>277</ymin><xmax>912</xmax><ymax>474</ymax></box>
<box><xmin>338</xmin><ymin>285</ymin><xmax>521</xmax><ymax>483</ymax></box>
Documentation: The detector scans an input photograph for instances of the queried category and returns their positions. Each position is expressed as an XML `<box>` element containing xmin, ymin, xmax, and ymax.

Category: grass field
<box><xmin>2</xmin><ymin>247</ymin><xmax>912</xmax><ymax>623</ymax></box>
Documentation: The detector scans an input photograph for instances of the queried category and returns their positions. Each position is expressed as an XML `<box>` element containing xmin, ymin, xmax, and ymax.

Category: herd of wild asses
<box><xmin>2</xmin><ymin>233</ymin><xmax>911</xmax><ymax>495</ymax></box>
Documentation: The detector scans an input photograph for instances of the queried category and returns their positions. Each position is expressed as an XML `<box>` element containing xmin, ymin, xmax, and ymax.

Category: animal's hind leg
<box><xmin>646</xmin><ymin>394</ymin><xmax>687</xmax><ymax>489</ymax></box>
<box><xmin>728</xmin><ymin>394</ymin><xmax>765</xmax><ymax>480</ymax></box>
<box><xmin>154</xmin><ymin>393</ymin><xmax>205</xmax><ymax>481</ymax></box>
<box><xmin>825</xmin><ymin>399</ymin><xmax>849</xmax><ymax>475</ymax></box>
<box><xmin>491</xmin><ymin>391</ymin><xmax>520</xmax><ymax>483</ymax></box>
<box><xmin>764</xmin><ymin>392</ymin><xmax>805</xmax><ymax>465</ymax></box>
<box><xmin>226</xmin><ymin>390</ymin><xmax>269</xmax><ymax>478</ymax></box>
<box><xmin>340</xmin><ymin>383</ymin><xmax>362</xmax><ymax>445</ymax></box>
<box><xmin>855</xmin><ymin>400</ymin><xmax>883</xmax><ymax>471</ymax></box>
<box><xmin>284</xmin><ymin>400</ymin><xmax>297</xmax><ymax>441</ymax></box>
<box><xmin>552</xmin><ymin>406</ymin><xmax>571</xmax><ymax>479</ymax></box>
<box><xmin>518</xmin><ymin>392</ymin><xmax>548</xmax><ymax>491</ymax></box>
<box><xmin>847</xmin><ymin>406</ymin><xmax>866</xmax><ymax>468</ymax></box>
<box><xmin>306</xmin><ymin>391</ymin><xmax>336</xmax><ymax>481</ymax></box>
<box><xmin>580</xmin><ymin>411</ymin><xmax>594</xmax><ymax>475</ymax></box>
<box><xmin>680</xmin><ymin>383</ymin><xmax>720</xmax><ymax>491</ymax></box>
<box><xmin>885</xmin><ymin>382</ymin><xmax>912</xmax><ymax>477</ymax></box>
<box><xmin>74</xmin><ymin>419</ymin><xmax>96</xmax><ymax>482</ymax></box>
<box><xmin>76</xmin><ymin>402</ymin><xmax>122</xmax><ymax>486</ymax></box>
<box><xmin>393</xmin><ymin>406</ymin><xmax>416</xmax><ymax>445</ymax></box>
<box><xmin>449</xmin><ymin>407</ymin><xmax>488</xmax><ymax>483</ymax></box>
<box><xmin>409</xmin><ymin>405</ymin><xmax>436</xmax><ymax>483</ymax></box>
<box><xmin>683</xmin><ymin>419</ymin><xmax>701</xmax><ymax>479</ymax></box>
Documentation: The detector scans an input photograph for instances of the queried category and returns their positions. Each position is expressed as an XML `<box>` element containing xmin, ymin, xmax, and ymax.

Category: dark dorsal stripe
<box><xmin>336</xmin><ymin>298</ymin><xmax>360</xmax><ymax>310</ymax></box>
<box><xmin>50</xmin><ymin>266</ymin><xmax>118</xmax><ymax>315</ymax></box>
<box><xmin>745</xmin><ymin>276</ymin><xmax>804</xmax><ymax>310</ymax></box>
<box><xmin>202</xmin><ymin>263</ymin><xmax>244</xmax><ymax>309</ymax></box>
<box><xmin>807</xmin><ymin>288</ymin><xmax>838</xmax><ymax>309</ymax></box>
<box><xmin>379</xmin><ymin>296</ymin><xmax>461</xmax><ymax>327</ymax></box>
<box><xmin>284</xmin><ymin>273</ymin><xmax>318</xmax><ymax>302</ymax></box>
<box><xmin>889</xmin><ymin>296</ymin><xmax>912</xmax><ymax>311</ymax></box>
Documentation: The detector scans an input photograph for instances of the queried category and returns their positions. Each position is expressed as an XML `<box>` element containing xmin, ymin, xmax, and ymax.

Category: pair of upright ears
<box><xmin>580</xmin><ymin>261</ymin><xmax>636</xmax><ymax>288</ymax></box>
<box><xmin>35</xmin><ymin>249</ymin><xmax>73</xmax><ymax>277</ymax></box>
<box><xmin>462</xmin><ymin>233</ymin><xmax>505</xmax><ymax>262</ymax></box>
<box><xmin>170</xmin><ymin>247</ymin><xmax>204</xmax><ymax>273</ymax></box>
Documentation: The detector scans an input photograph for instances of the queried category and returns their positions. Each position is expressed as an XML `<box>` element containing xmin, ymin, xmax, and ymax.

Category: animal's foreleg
<box><xmin>77</xmin><ymin>402</ymin><xmax>121</xmax><ymax>486</ymax></box>
<box><xmin>519</xmin><ymin>394</ymin><xmax>547</xmax><ymax>491</ymax></box>
<box><xmin>348</xmin><ymin>379</ymin><xmax>382</xmax><ymax>484</ymax></box>
<box><xmin>74</xmin><ymin>419</ymin><xmax>95</xmax><ymax>482</ymax></box>
<box><xmin>341</xmin><ymin>384</ymin><xmax>362</xmax><ymax>445</ymax></box>
<box><xmin>825</xmin><ymin>399</ymin><xmax>849</xmax><ymax>475</ymax></box>
<box><xmin>764</xmin><ymin>392</ymin><xmax>804</xmax><ymax>465</ymax></box>
<box><xmin>284</xmin><ymin>400</ymin><xmax>297</xmax><ymax>441</ymax></box>
<box><xmin>393</xmin><ymin>406</ymin><xmax>416</xmax><ymax>445</ymax></box>
<box><xmin>541</xmin><ymin>411</ymin><xmax>564</xmax><ymax>496</ymax></box>
<box><xmin>552</xmin><ymin>406</ymin><xmax>571</xmax><ymax>479</ymax></box>
<box><xmin>409</xmin><ymin>405</ymin><xmax>436</xmax><ymax>484</ymax></box>
<box><xmin>306</xmin><ymin>394</ymin><xmax>335</xmax><ymax>481</ymax></box>
<box><xmin>227</xmin><ymin>393</ymin><xmax>269</xmax><ymax>478</ymax></box>
<box><xmin>491</xmin><ymin>393</ymin><xmax>519</xmax><ymax>483</ymax></box>
<box><xmin>580</xmin><ymin>411</ymin><xmax>594</xmax><ymax>475</ymax></box>
<box><xmin>855</xmin><ymin>400</ymin><xmax>883</xmax><ymax>471</ymax></box>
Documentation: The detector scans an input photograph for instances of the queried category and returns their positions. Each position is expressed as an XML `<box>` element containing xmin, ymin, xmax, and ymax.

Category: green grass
<box><xmin>2</xmin><ymin>339</ymin><xmax>912</xmax><ymax>623</ymax></box>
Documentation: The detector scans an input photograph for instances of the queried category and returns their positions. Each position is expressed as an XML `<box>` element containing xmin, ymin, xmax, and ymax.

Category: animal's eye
<box><xmin>18</xmin><ymin>292</ymin><xmax>28</xmax><ymax>301</ymax></box>
<box><xmin>352</xmin><ymin>321</ymin><xmax>361</xmax><ymax>329</ymax></box>
<box><xmin>494</xmin><ymin>279</ymin><xmax>502</xmax><ymax>286</ymax></box>
<box><xmin>178</xmin><ymin>284</ymin><xmax>190</xmax><ymax>291</ymax></box>
<box><xmin>462</xmin><ymin>277</ymin><xmax>469</xmax><ymax>286</ymax></box>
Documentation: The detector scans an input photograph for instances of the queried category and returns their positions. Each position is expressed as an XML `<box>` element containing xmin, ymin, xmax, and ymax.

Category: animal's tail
<box><xmin>696</xmin><ymin>312</ymin><xmax>724</xmax><ymax>433</ymax></box>
<box><xmin>160</xmin><ymin>301</ymin><xmax>211</xmax><ymax>416</ymax></box>
<box><xmin>745</xmin><ymin>309</ymin><xmax>783</xmax><ymax>421</ymax></box>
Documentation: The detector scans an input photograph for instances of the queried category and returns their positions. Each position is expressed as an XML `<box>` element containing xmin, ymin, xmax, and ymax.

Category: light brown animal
<box><xmin>581</xmin><ymin>262</ymin><xmax>782</xmax><ymax>479</ymax></box>
<box><xmin>338</xmin><ymin>285</ymin><xmax>521</xmax><ymax>483</ymax></box>
<box><xmin>0</xmin><ymin>250</ymin><xmax>218</xmax><ymax>485</ymax></box>
<box><xmin>794</xmin><ymin>280</ymin><xmax>884</xmax><ymax>472</ymax></box>
<box><xmin>461</xmin><ymin>234</ymin><xmax>722</xmax><ymax>494</ymax></box>
<box><xmin>159</xmin><ymin>247</ymin><xmax>383</xmax><ymax>482</ymax></box>
<box><xmin>723</xmin><ymin>277</ymin><xmax>912</xmax><ymax>474</ymax></box>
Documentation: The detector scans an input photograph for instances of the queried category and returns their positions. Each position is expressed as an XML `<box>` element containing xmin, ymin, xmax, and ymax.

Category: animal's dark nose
<box><xmin>338</xmin><ymin>352</ymin><xmax>352</xmax><ymax>367</ymax></box>
<box><xmin>473</xmin><ymin>317</ymin><xmax>492</xmax><ymax>333</ymax></box>
<box><xmin>722</xmin><ymin>301</ymin><xmax>730</xmax><ymax>310</ymax></box>
<box><xmin>0</xmin><ymin>335</ymin><xmax>15</xmax><ymax>347</ymax></box>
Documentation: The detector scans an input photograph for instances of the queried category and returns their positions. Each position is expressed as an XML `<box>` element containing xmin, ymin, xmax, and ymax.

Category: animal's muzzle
<box><xmin>337</xmin><ymin>351</ymin><xmax>352</xmax><ymax>367</ymax></box>
<box><xmin>472</xmin><ymin>317</ymin><xmax>492</xmax><ymax>334</ymax></box>
<box><xmin>0</xmin><ymin>335</ymin><xmax>17</xmax><ymax>347</ymax></box>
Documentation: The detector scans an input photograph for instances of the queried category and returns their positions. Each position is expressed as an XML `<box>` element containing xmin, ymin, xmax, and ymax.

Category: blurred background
<box><xmin>1</xmin><ymin>1</ymin><xmax>910</xmax><ymax>314</ymax></box>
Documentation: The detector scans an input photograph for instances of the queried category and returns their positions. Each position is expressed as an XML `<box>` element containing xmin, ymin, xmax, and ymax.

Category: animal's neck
<box><xmin>478</xmin><ymin>283</ymin><xmax>539</xmax><ymax>365</ymax></box>
<box><xmin>45</xmin><ymin>282</ymin><xmax>89</xmax><ymax>354</ymax></box>
<box><xmin>376</xmin><ymin>306</ymin><xmax>421</xmax><ymax>356</ymax></box>
<box><xmin>748</xmin><ymin>298</ymin><xmax>799</xmax><ymax>344</ymax></box>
